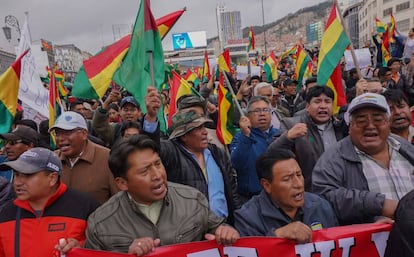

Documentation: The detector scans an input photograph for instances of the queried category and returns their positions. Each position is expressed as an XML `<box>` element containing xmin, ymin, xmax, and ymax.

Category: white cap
<box><xmin>49</xmin><ymin>111</ymin><xmax>88</xmax><ymax>132</ymax></box>
<box><xmin>344</xmin><ymin>93</ymin><xmax>390</xmax><ymax>124</ymax></box>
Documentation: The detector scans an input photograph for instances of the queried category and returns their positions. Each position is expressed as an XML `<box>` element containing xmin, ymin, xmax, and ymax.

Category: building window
<box><xmin>396</xmin><ymin>18</ymin><xmax>410</xmax><ymax>31</ymax></box>
<box><xmin>383</xmin><ymin>0</ymin><xmax>393</xmax><ymax>3</ymax></box>
<box><xmin>396</xmin><ymin>2</ymin><xmax>410</xmax><ymax>12</ymax></box>
<box><xmin>383</xmin><ymin>7</ymin><xmax>393</xmax><ymax>16</ymax></box>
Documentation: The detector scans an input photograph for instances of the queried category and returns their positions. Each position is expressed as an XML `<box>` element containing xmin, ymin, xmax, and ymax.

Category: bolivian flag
<box><xmin>0</xmin><ymin>50</ymin><xmax>28</xmax><ymax>135</ymax></box>
<box><xmin>294</xmin><ymin>45</ymin><xmax>311</xmax><ymax>89</ymax></box>
<box><xmin>263</xmin><ymin>51</ymin><xmax>279</xmax><ymax>82</ymax></box>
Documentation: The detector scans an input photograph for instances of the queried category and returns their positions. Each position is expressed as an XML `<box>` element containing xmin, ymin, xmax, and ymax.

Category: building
<box><xmin>54</xmin><ymin>44</ymin><xmax>84</xmax><ymax>83</ymax></box>
<box><xmin>306</xmin><ymin>21</ymin><xmax>323</xmax><ymax>45</ymax></box>
<box><xmin>343</xmin><ymin>2</ymin><xmax>363</xmax><ymax>48</ymax></box>
<box><xmin>216</xmin><ymin>5</ymin><xmax>243</xmax><ymax>51</ymax></box>
<box><xmin>359</xmin><ymin>0</ymin><xmax>414</xmax><ymax>48</ymax></box>
<box><xmin>0</xmin><ymin>49</ymin><xmax>16</xmax><ymax>74</ymax></box>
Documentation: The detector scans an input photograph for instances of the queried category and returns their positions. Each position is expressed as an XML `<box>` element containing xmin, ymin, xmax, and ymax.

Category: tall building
<box><xmin>306</xmin><ymin>21</ymin><xmax>323</xmax><ymax>45</ymax></box>
<box><xmin>343</xmin><ymin>2</ymin><xmax>363</xmax><ymax>48</ymax></box>
<box><xmin>217</xmin><ymin>5</ymin><xmax>243</xmax><ymax>45</ymax></box>
<box><xmin>54</xmin><ymin>44</ymin><xmax>84</xmax><ymax>83</ymax></box>
<box><xmin>359</xmin><ymin>0</ymin><xmax>414</xmax><ymax>48</ymax></box>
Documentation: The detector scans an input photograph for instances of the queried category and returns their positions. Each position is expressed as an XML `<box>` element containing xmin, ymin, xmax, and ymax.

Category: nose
<box><xmin>292</xmin><ymin>174</ymin><xmax>304</xmax><ymax>188</ymax></box>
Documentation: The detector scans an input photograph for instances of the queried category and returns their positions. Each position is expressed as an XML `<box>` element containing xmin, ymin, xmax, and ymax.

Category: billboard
<box><xmin>172</xmin><ymin>31</ymin><xmax>207</xmax><ymax>50</ymax></box>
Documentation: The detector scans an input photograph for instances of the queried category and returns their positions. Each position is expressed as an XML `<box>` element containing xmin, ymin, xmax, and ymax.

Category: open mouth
<box><xmin>294</xmin><ymin>192</ymin><xmax>304</xmax><ymax>201</ymax></box>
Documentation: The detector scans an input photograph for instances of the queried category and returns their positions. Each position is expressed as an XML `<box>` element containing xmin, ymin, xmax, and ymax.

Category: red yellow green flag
<box><xmin>72</xmin><ymin>8</ymin><xmax>185</xmax><ymax>100</ymax></box>
<box><xmin>168</xmin><ymin>70</ymin><xmax>195</xmax><ymax>127</ymax></box>
<box><xmin>216</xmin><ymin>73</ymin><xmax>238</xmax><ymax>145</ymax></box>
<box><xmin>280</xmin><ymin>45</ymin><xmax>298</xmax><ymax>60</ymax></box>
<box><xmin>317</xmin><ymin>2</ymin><xmax>350</xmax><ymax>113</ymax></box>
<box><xmin>185</xmin><ymin>68</ymin><xmax>200</xmax><ymax>88</ymax></box>
<box><xmin>294</xmin><ymin>45</ymin><xmax>311</xmax><ymax>88</ymax></box>
<box><xmin>202</xmin><ymin>50</ymin><xmax>211</xmax><ymax>83</ymax></box>
<box><xmin>247</xmin><ymin>27</ymin><xmax>255</xmax><ymax>52</ymax></box>
<box><xmin>375</xmin><ymin>18</ymin><xmax>386</xmax><ymax>33</ymax></box>
<box><xmin>382</xmin><ymin>27</ymin><xmax>390</xmax><ymax>67</ymax></box>
<box><xmin>48</xmin><ymin>66</ymin><xmax>62</xmax><ymax>149</ymax></box>
<box><xmin>218</xmin><ymin>49</ymin><xmax>232</xmax><ymax>73</ymax></box>
<box><xmin>0</xmin><ymin>50</ymin><xmax>28</xmax><ymax>135</ymax></box>
<box><xmin>263</xmin><ymin>51</ymin><xmax>279</xmax><ymax>82</ymax></box>
<box><xmin>389</xmin><ymin>13</ymin><xmax>396</xmax><ymax>43</ymax></box>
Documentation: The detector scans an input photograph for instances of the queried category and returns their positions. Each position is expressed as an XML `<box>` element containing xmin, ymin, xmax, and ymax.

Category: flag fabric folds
<box><xmin>0</xmin><ymin>50</ymin><xmax>29</xmax><ymax>135</ymax></box>
<box><xmin>48</xmin><ymin>67</ymin><xmax>62</xmax><ymax>149</ymax></box>
<box><xmin>381</xmin><ymin>27</ymin><xmax>390</xmax><ymax>67</ymax></box>
<box><xmin>168</xmin><ymin>71</ymin><xmax>195</xmax><ymax>127</ymax></box>
<box><xmin>375</xmin><ymin>18</ymin><xmax>386</xmax><ymax>33</ymax></box>
<box><xmin>113</xmin><ymin>0</ymin><xmax>165</xmax><ymax>115</ymax></box>
<box><xmin>280</xmin><ymin>45</ymin><xmax>298</xmax><ymax>60</ymax></box>
<box><xmin>317</xmin><ymin>2</ymin><xmax>350</xmax><ymax>113</ymax></box>
<box><xmin>72</xmin><ymin>8</ymin><xmax>185</xmax><ymax>100</ymax></box>
<box><xmin>217</xmin><ymin>49</ymin><xmax>232</xmax><ymax>73</ymax></box>
<box><xmin>263</xmin><ymin>51</ymin><xmax>279</xmax><ymax>82</ymax></box>
<box><xmin>389</xmin><ymin>13</ymin><xmax>396</xmax><ymax>43</ymax></box>
<box><xmin>185</xmin><ymin>68</ymin><xmax>200</xmax><ymax>88</ymax></box>
<box><xmin>294</xmin><ymin>45</ymin><xmax>311</xmax><ymax>89</ymax></box>
<box><xmin>216</xmin><ymin>73</ymin><xmax>237</xmax><ymax>145</ymax></box>
<box><xmin>247</xmin><ymin>27</ymin><xmax>255</xmax><ymax>52</ymax></box>
<box><xmin>202</xmin><ymin>50</ymin><xmax>211</xmax><ymax>82</ymax></box>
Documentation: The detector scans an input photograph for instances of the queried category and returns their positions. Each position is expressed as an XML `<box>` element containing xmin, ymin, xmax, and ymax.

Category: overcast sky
<box><xmin>0</xmin><ymin>0</ymin><xmax>326</xmax><ymax>55</ymax></box>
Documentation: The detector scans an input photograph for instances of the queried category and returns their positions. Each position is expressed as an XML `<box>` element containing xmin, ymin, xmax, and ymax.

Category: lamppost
<box><xmin>2</xmin><ymin>15</ymin><xmax>21</xmax><ymax>42</ymax></box>
<box><xmin>261</xmin><ymin>0</ymin><xmax>267</xmax><ymax>55</ymax></box>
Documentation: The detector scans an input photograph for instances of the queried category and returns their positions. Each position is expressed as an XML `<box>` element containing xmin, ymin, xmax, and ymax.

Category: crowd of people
<box><xmin>1</xmin><ymin>27</ymin><xmax>414</xmax><ymax>257</ymax></box>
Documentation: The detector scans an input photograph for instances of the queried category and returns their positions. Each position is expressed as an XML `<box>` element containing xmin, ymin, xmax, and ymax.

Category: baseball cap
<box><xmin>344</xmin><ymin>93</ymin><xmax>390</xmax><ymax>124</ymax></box>
<box><xmin>120</xmin><ymin>96</ymin><xmax>140</xmax><ymax>109</ymax></box>
<box><xmin>0</xmin><ymin>126</ymin><xmax>38</xmax><ymax>144</ymax></box>
<box><xmin>48</xmin><ymin>111</ymin><xmax>88</xmax><ymax>132</ymax></box>
<box><xmin>169</xmin><ymin>110</ymin><xmax>212</xmax><ymax>139</ymax></box>
<box><xmin>284</xmin><ymin>78</ymin><xmax>298</xmax><ymax>86</ymax></box>
<box><xmin>176</xmin><ymin>95</ymin><xmax>207</xmax><ymax>111</ymax></box>
<box><xmin>0</xmin><ymin>147</ymin><xmax>62</xmax><ymax>175</ymax></box>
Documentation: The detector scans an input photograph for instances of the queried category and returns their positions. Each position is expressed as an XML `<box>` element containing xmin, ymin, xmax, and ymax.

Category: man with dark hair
<box><xmin>120</xmin><ymin>121</ymin><xmax>141</xmax><ymax>139</ymax></box>
<box><xmin>269</xmin><ymin>86</ymin><xmax>348</xmax><ymax>191</ymax></box>
<box><xmin>378</xmin><ymin>66</ymin><xmax>392</xmax><ymax>88</ymax></box>
<box><xmin>0</xmin><ymin>147</ymin><xmax>99</xmax><ymax>257</ymax></box>
<box><xmin>0</xmin><ymin>126</ymin><xmax>38</xmax><ymax>182</ymax></box>
<box><xmin>85</xmin><ymin>135</ymin><xmax>239</xmax><ymax>256</ymax></box>
<box><xmin>382</xmin><ymin>89</ymin><xmax>414</xmax><ymax>143</ymax></box>
<box><xmin>234</xmin><ymin>148</ymin><xmax>337</xmax><ymax>242</ymax></box>
<box><xmin>280</xmin><ymin>78</ymin><xmax>304</xmax><ymax>116</ymax></box>
<box><xmin>230</xmin><ymin>96</ymin><xmax>279</xmax><ymax>202</ymax></box>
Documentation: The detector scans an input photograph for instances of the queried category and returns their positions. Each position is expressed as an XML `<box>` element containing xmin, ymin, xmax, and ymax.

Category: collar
<box><xmin>59</xmin><ymin>140</ymin><xmax>95</xmax><ymax>165</ymax></box>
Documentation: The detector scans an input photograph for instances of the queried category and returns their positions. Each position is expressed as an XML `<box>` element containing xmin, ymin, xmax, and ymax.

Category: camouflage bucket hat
<box><xmin>169</xmin><ymin>110</ymin><xmax>212</xmax><ymax>139</ymax></box>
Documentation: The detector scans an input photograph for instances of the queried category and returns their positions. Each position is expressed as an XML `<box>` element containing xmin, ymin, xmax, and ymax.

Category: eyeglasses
<box><xmin>351</xmin><ymin>114</ymin><xmax>388</xmax><ymax>128</ymax></box>
<box><xmin>51</xmin><ymin>129</ymin><xmax>83</xmax><ymax>137</ymax></box>
<box><xmin>6</xmin><ymin>139</ymin><xmax>28</xmax><ymax>146</ymax></box>
<box><xmin>248</xmin><ymin>108</ymin><xmax>271</xmax><ymax>115</ymax></box>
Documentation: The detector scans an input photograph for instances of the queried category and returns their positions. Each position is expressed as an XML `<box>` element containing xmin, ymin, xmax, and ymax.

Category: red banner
<box><xmin>68</xmin><ymin>223</ymin><xmax>391</xmax><ymax>257</ymax></box>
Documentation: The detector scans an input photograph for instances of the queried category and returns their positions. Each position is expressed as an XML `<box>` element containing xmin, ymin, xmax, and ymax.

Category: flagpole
<box><xmin>222</xmin><ymin>71</ymin><xmax>245</xmax><ymax>117</ymax></box>
<box><xmin>148</xmin><ymin>52</ymin><xmax>155</xmax><ymax>87</ymax></box>
<box><xmin>334</xmin><ymin>0</ymin><xmax>362</xmax><ymax>79</ymax></box>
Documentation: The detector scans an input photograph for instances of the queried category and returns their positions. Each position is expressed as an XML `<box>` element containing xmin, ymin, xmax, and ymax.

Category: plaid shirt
<box><xmin>356</xmin><ymin>137</ymin><xmax>414</xmax><ymax>200</ymax></box>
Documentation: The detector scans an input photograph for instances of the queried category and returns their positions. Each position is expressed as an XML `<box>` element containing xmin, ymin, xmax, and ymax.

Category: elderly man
<box><xmin>0</xmin><ymin>147</ymin><xmax>99</xmax><ymax>257</ymax></box>
<box><xmin>85</xmin><ymin>135</ymin><xmax>239</xmax><ymax>256</ymax></box>
<box><xmin>234</xmin><ymin>149</ymin><xmax>337</xmax><ymax>243</ymax></box>
<box><xmin>269</xmin><ymin>86</ymin><xmax>348</xmax><ymax>191</ymax></box>
<box><xmin>50</xmin><ymin>111</ymin><xmax>118</xmax><ymax>204</ymax></box>
<box><xmin>230</xmin><ymin>96</ymin><xmax>279</xmax><ymax>202</ymax></box>
<box><xmin>0</xmin><ymin>126</ymin><xmax>38</xmax><ymax>182</ymax></box>
<box><xmin>312</xmin><ymin>93</ymin><xmax>414</xmax><ymax>225</ymax></box>
<box><xmin>160</xmin><ymin>109</ymin><xmax>241</xmax><ymax>224</ymax></box>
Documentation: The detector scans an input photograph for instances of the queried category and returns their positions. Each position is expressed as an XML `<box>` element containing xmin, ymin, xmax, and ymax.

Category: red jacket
<box><xmin>0</xmin><ymin>183</ymin><xmax>99</xmax><ymax>257</ymax></box>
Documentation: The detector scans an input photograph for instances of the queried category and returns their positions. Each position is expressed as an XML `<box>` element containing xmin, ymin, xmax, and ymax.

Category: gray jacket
<box><xmin>269</xmin><ymin>112</ymin><xmax>347</xmax><ymax>191</ymax></box>
<box><xmin>312</xmin><ymin>135</ymin><xmax>414</xmax><ymax>225</ymax></box>
<box><xmin>84</xmin><ymin>182</ymin><xmax>225</xmax><ymax>253</ymax></box>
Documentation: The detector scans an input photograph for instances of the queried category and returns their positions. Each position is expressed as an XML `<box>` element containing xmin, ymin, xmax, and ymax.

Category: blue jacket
<box><xmin>234</xmin><ymin>190</ymin><xmax>338</xmax><ymax>236</ymax></box>
<box><xmin>230</xmin><ymin>127</ymin><xmax>279</xmax><ymax>196</ymax></box>
<box><xmin>0</xmin><ymin>155</ymin><xmax>12</xmax><ymax>182</ymax></box>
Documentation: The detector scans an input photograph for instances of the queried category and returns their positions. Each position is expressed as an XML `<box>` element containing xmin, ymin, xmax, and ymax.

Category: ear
<box><xmin>49</xmin><ymin>172</ymin><xmax>59</xmax><ymax>187</ymax></box>
<box><xmin>305</xmin><ymin>102</ymin><xmax>310</xmax><ymax>112</ymax></box>
<box><xmin>260</xmin><ymin>178</ymin><xmax>272</xmax><ymax>195</ymax></box>
<box><xmin>115</xmin><ymin>177</ymin><xmax>128</xmax><ymax>191</ymax></box>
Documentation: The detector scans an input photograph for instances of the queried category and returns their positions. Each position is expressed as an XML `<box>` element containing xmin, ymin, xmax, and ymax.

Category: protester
<box><xmin>269</xmin><ymin>86</ymin><xmax>348</xmax><ymax>191</ymax></box>
<box><xmin>230</xmin><ymin>96</ymin><xmax>279</xmax><ymax>202</ymax></box>
<box><xmin>160</xmin><ymin>109</ymin><xmax>241</xmax><ymax>223</ymax></box>
<box><xmin>280</xmin><ymin>78</ymin><xmax>304</xmax><ymax>116</ymax></box>
<box><xmin>84</xmin><ymin>135</ymin><xmax>239</xmax><ymax>256</ymax></box>
<box><xmin>0</xmin><ymin>126</ymin><xmax>38</xmax><ymax>182</ymax></box>
<box><xmin>50</xmin><ymin>111</ymin><xmax>118</xmax><ymax>204</ymax></box>
<box><xmin>108</xmin><ymin>103</ymin><xmax>121</xmax><ymax>123</ymax></box>
<box><xmin>234</xmin><ymin>149</ymin><xmax>337</xmax><ymax>242</ymax></box>
<box><xmin>313</xmin><ymin>93</ymin><xmax>414</xmax><ymax>225</ymax></box>
<box><xmin>120</xmin><ymin>121</ymin><xmax>141</xmax><ymax>139</ymax></box>
<box><xmin>0</xmin><ymin>147</ymin><xmax>99</xmax><ymax>257</ymax></box>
